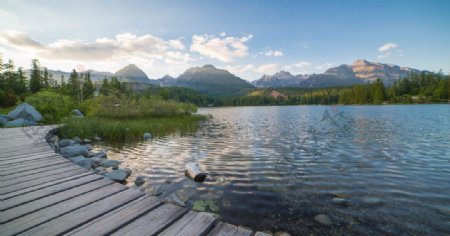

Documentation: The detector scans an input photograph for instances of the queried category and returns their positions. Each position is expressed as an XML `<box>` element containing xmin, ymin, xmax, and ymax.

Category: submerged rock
<box><xmin>104</xmin><ymin>168</ymin><xmax>132</xmax><ymax>182</ymax></box>
<box><xmin>135</xmin><ymin>176</ymin><xmax>146</xmax><ymax>186</ymax></box>
<box><xmin>165</xmin><ymin>193</ymin><xmax>186</xmax><ymax>207</ymax></box>
<box><xmin>145</xmin><ymin>185</ymin><xmax>163</xmax><ymax>196</ymax></box>
<box><xmin>7</xmin><ymin>102</ymin><xmax>43</xmax><ymax>122</ymax></box>
<box><xmin>332</xmin><ymin>197</ymin><xmax>348</xmax><ymax>206</ymax></box>
<box><xmin>362</xmin><ymin>197</ymin><xmax>383</xmax><ymax>206</ymax></box>
<box><xmin>143</xmin><ymin>132</ymin><xmax>152</xmax><ymax>140</ymax></box>
<box><xmin>314</xmin><ymin>214</ymin><xmax>332</xmax><ymax>225</ymax></box>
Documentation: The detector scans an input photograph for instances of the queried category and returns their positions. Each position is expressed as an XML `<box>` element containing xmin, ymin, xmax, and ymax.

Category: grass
<box><xmin>0</xmin><ymin>107</ymin><xmax>12</xmax><ymax>115</ymax></box>
<box><xmin>58</xmin><ymin>115</ymin><xmax>207</xmax><ymax>142</ymax></box>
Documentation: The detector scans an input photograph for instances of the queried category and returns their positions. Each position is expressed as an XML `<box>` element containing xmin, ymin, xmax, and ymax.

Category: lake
<box><xmin>104</xmin><ymin>105</ymin><xmax>450</xmax><ymax>235</ymax></box>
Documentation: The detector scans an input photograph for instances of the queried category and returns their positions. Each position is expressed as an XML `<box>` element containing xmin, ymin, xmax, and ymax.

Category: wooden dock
<box><xmin>0</xmin><ymin>126</ymin><xmax>270</xmax><ymax>236</ymax></box>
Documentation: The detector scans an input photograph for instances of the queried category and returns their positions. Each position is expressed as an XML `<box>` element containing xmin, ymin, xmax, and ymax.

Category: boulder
<box><xmin>71</xmin><ymin>109</ymin><xmax>84</xmax><ymax>117</ymax></box>
<box><xmin>73</xmin><ymin>136</ymin><xmax>82</xmax><ymax>144</ymax></box>
<box><xmin>4</xmin><ymin>118</ymin><xmax>36</xmax><ymax>127</ymax></box>
<box><xmin>7</xmin><ymin>103</ymin><xmax>43</xmax><ymax>122</ymax></box>
<box><xmin>76</xmin><ymin>158</ymin><xmax>93</xmax><ymax>169</ymax></box>
<box><xmin>185</xmin><ymin>162</ymin><xmax>207</xmax><ymax>182</ymax></box>
<box><xmin>135</xmin><ymin>176</ymin><xmax>146</xmax><ymax>186</ymax></box>
<box><xmin>102</xmin><ymin>160</ymin><xmax>120</xmax><ymax>169</ymax></box>
<box><xmin>60</xmin><ymin>144</ymin><xmax>90</xmax><ymax>157</ymax></box>
<box><xmin>143</xmin><ymin>132</ymin><xmax>152</xmax><ymax>140</ymax></box>
<box><xmin>104</xmin><ymin>168</ymin><xmax>132</xmax><ymax>182</ymax></box>
<box><xmin>68</xmin><ymin>155</ymin><xmax>86</xmax><ymax>163</ymax></box>
<box><xmin>0</xmin><ymin>114</ymin><xmax>8</xmax><ymax>125</ymax></box>
<box><xmin>59</xmin><ymin>139</ymin><xmax>76</xmax><ymax>148</ymax></box>
<box><xmin>91</xmin><ymin>151</ymin><xmax>107</xmax><ymax>159</ymax></box>
<box><xmin>94</xmin><ymin>166</ymin><xmax>107</xmax><ymax>175</ymax></box>
<box><xmin>91</xmin><ymin>157</ymin><xmax>107</xmax><ymax>167</ymax></box>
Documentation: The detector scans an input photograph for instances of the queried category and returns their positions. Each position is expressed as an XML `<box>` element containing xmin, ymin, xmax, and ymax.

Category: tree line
<box><xmin>1</xmin><ymin>57</ymin><xmax>449</xmax><ymax>108</ymax></box>
<box><xmin>0</xmin><ymin>58</ymin><xmax>133</xmax><ymax>108</ymax></box>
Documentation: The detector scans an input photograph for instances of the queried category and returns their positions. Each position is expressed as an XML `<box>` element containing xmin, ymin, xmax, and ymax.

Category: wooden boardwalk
<box><xmin>0</xmin><ymin>126</ymin><xmax>270</xmax><ymax>236</ymax></box>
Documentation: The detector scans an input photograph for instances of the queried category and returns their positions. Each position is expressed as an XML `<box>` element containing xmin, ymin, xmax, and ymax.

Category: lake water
<box><xmin>105</xmin><ymin>105</ymin><xmax>450</xmax><ymax>235</ymax></box>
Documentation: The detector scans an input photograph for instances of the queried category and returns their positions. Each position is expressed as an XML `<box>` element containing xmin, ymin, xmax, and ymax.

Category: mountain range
<box><xmin>252</xmin><ymin>59</ymin><xmax>424</xmax><ymax>88</ymax></box>
<box><xmin>38</xmin><ymin>59</ymin><xmax>425</xmax><ymax>96</ymax></box>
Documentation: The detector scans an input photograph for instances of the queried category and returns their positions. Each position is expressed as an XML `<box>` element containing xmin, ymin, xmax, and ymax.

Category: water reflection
<box><xmin>104</xmin><ymin>105</ymin><xmax>450</xmax><ymax>235</ymax></box>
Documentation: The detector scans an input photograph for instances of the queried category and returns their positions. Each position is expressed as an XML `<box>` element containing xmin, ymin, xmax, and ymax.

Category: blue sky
<box><xmin>0</xmin><ymin>0</ymin><xmax>449</xmax><ymax>80</ymax></box>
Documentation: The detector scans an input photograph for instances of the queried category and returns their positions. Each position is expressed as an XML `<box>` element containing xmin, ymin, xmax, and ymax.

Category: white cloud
<box><xmin>168</xmin><ymin>39</ymin><xmax>185</xmax><ymax>50</ymax></box>
<box><xmin>225</xmin><ymin>64</ymin><xmax>255</xmax><ymax>74</ymax></box>
<box><xmin>315</xmin><ymin>63</ymin><xmax>334</xmax><ymax>71</ymax></box>
<box><xmin>0</xmin><ymin>30</ymin><xmax>192</xmax><ymax>64</ymax></box>
<box><xmin>379</xmin><ymin>42</ymin><xmax>398</xmax><ymax>52</ymax></box>
<box><xmin>378</xmin><ymin>42</ymin><xmax>399</xmax><ymax>59</ymax></box>
<box><xmin>190</xmin><ymin>33</ymin><xmax>253</xmax><ymax>62</ymax></box>
<box><xmin>283</xmin><ymin>61</ymin><xmax>311</xmax><ymax>73</ymax></box>
<box><xmin>255</xmin><ymin>63</ymin><xmax>279</xmax><ymax>74</ymax></box>
<box><xmin>262</xmin><ymin>49</ymin><xmax>283</xmax><ymax>57</ymax></box>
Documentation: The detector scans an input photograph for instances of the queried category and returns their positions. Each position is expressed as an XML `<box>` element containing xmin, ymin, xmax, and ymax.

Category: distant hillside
<box><xmin>252</xmin><ymin>59</ymin><xmax>425</xmax><ymax>88</ymax></box>
<box><xmin>174</xmin><ymin>65</ymin><xmax>255</xmax><ymax>96</ymax></box>
<box><xmin>114</xmin><ymin>64</ymin><xmax>151</xmax><ymax>83</ymax></box>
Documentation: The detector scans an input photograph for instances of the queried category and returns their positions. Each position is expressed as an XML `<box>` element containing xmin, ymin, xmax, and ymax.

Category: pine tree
<box><xmin>30</xmin><ymin>59</ymin><xmax>42</xmax><ymax>93</ymax></box>
<box><xmin>68</xmin><ymin>69</ymin><xmax>81</xmax><ymax>102</ymax></box>
<box><xmin>82</xmin><ymin>72</ymin><xmax>95</xmax><ymax>100</ymax></box>
<box><xmin>372</xmin><ymin>78</ymin><xmax>386</xmax><ymax>104</ymax></box>
<box><xmin>99</xmin><ymin>77</ymin><xmax>110</xmax><ymax>96</ymax></box>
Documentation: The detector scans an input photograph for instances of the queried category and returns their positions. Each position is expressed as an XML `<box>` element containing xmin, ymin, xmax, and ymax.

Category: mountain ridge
<box><xmin>252</xmin><ymin>59</ymin><xmax>425</xmax><ymax>88</ymax></box>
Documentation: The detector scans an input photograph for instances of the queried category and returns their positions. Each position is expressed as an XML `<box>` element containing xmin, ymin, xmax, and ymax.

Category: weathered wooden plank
<box><xmin>0</xmin><ymin>178</ymin><xmax>112</xmax><ymax>223</ymax></box>
<box><xmin>0</xmin><ymin>174</ymin><xmax>103</xmax><ymax>211</ymax></box>
<box><xmin>0</xmin><ymin>168</ymin><xmax>87</xmax><ymax>195</ymax></box>
<box><xmin>159</xmin><ymin>211</ymin><xmax>217</xmax><ymax>236</ymax></box>
<box><xmin>111</xmin><ymin>203</ymin><xmax>188</xmax><ymax>236</ymax></box>
<box><xmin>0</xmin><ymin>157</ymin><xmax>67</xmax><ymax>176</ymax></box>
<box><xmin>0</xmin><ymin>172</ymin><xmax>92</xmax><ymax>200</ymax></box>
<box><xmin>0</xmin><ymin>150</ymin><xmax>55</xmax><ymax>161</ymax></box>
<box><xmin>0</xmin><ymin>146</ymin><xmax>53</xmax><ymax>156</ymax></box>
<box><xmin>67</xmin><ymin>196</ymin><xmax>162</xmax><ymax>236</ymax></box>
<box><xmin>19</xmin><ymin>188</ymin><xmax>145</xmax><ymax>236</ymax></box>
<box><xmin>1</xmin><ymin>182</ymin><xmax>125</xmax><ymax>236</ymax></box>
<box><xmin>2</xmin><ymin>161</ymin><xmax>71</xmax><ymax>181</ymax></box>
<box><xmin>0</xmin><ymin>153</ymin><xmax>58</xmax><ymax>166</ymax></box>
<box><xmin>0</xmin><ymin>155</ymin><xmax>61</xmax><ymax>169</ymax></box>
<box><xmin>0</xmin><ymin>163</ymin><xmax>78</xmax><ymax>188</ymax></box>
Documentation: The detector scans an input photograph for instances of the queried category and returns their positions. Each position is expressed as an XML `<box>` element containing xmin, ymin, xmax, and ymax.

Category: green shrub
<box><xmin>25</xmin><ymin>90</ymin><xmax>74</xmax><ymax>124</ymax></box>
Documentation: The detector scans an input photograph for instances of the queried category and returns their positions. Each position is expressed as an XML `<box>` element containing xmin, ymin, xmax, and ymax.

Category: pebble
<box><xmin>314</xmin><ymin>214</ymin><xmax>332</xmax><ymax>225</ymax></box>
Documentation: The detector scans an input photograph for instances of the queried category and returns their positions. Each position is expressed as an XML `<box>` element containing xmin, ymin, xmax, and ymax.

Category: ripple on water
<box><xmin>102</xmin><ymin>105</ymin><xmax>450</xmax><ymax>235</ymax></box>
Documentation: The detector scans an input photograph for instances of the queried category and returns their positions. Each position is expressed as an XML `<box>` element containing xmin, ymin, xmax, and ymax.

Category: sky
<box><xmin>0</xmin><ymin>0</ymin><xmax>449</xmax><ymax>81</ymax></box>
